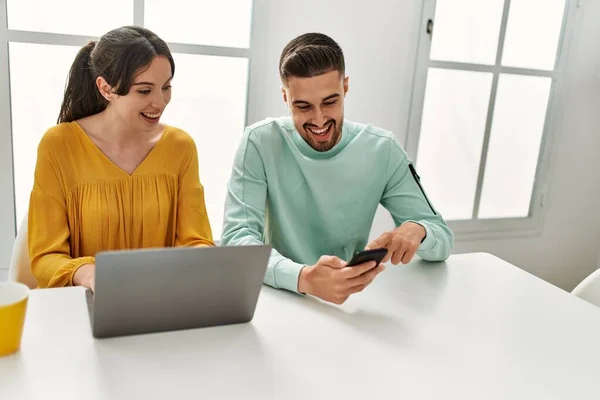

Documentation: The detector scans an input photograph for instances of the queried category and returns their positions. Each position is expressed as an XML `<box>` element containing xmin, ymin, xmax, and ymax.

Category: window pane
<box><xmin>502</xmin><ymin>0</ymin><xmax>566</xmax><ymax>71</ymax></box>
<box><xmin>144</xmin><ymin>0</ymin><xmax>253</xmax><ymax>48</ymax></box>
<box><xmin>9</xmin><ymin>43</ymin><xmax>80</xmax><ymax>228</ymax></box>
<box><xmin>7</xmin><ymin>0</ymin><xmax>132</xmax><ymax>36</ymax></box>
<box><xmin>416</xmin><ymin>68</ymin><xmax>493</xmax><ymax>220</ymax></box>
<box><xmin>161</xmin><ymin>53</ymin><xmax>249</xmax><ymax>239</ymax></box>
<box><xmin>430</xmin><ymin>0</ymin><xmax>505</xmax><ymax>65</ymax></box>
<box><xmin>478</xmin><ymin>74</ymin><xmax>551</xmax><ymax>219</ymax></box>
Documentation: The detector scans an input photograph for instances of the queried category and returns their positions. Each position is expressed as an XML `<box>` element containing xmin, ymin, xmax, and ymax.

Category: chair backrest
<box><xmin>572</xmin><ymin>268</ymin><xmax>600</xmax><ymax>308</ymax></box>
<box><xmin>8</xmin><ymin>213</ymin><xmax>37</xmax><ymax>289</ymax></box>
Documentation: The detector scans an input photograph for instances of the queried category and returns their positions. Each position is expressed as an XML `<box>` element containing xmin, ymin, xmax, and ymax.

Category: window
<box><xmin>9</xmin><ymin>42</ymin><xmax>80</xmax><ymax>230</ymax></box>
<box><xmin>159</xmin><ymin>53</ymin><xmax>249</xmax><ymax>239</ymax></box>
<box><xmin>6</xmin><ymin>0</ymin><xmax>133</xmax><ymax>36</ymax></box>
<box><xmin>0</xmin><ymin>0</ymin><xmax>253</xmax><ymax>268</ymax></box>
<box><xmin>144</xmin><ymin>0</ymin><xmax>253</xmax><ymax>48</ymax></box>
<box><xmin>407</xmin><ymin>0</ymin><xmax>573</xmax><ymax>236</ymax></box>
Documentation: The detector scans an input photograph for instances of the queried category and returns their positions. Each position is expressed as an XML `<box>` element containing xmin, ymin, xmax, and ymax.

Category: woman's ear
<box><xmin>96</xmin><ymin>76</ymin><xmax>115</xmax><ymax>101</ymax></box>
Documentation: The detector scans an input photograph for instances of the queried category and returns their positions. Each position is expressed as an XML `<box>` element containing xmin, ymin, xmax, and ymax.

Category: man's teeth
<box><xmin>142</xmin><ymin>112</ymin><xmax>161</xmax><ymax>118</ymax></box>
<box><xmin>310</xmin><ymin>125</ymin><xmax>330</xmax><ymax>135</ymax></box>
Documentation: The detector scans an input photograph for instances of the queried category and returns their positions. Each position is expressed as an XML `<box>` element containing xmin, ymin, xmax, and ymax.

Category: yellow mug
<box><xmin>0</xmin><ymin>282</ymin><xmax>30</xmax><ymax>356</ymax></box>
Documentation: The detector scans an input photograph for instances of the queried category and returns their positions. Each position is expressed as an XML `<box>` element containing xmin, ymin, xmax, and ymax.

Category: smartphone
<box><xmin>347</xmin><ymin>248</ymin><xmax>388</xmax><ymax>267</ymax></box>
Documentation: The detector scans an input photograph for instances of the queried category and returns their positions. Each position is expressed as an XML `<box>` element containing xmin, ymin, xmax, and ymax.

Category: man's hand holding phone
<box><xmin>297</xmin><ymin>250</ymin><xmax>386</xmax><ymax>305</ymax></box>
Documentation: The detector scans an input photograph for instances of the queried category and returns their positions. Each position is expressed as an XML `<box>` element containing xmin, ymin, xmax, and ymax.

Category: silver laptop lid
<box><xmin>89</xmin><ymin>245</ymin><xmax>271</xmax><ymax>338</ymax></box>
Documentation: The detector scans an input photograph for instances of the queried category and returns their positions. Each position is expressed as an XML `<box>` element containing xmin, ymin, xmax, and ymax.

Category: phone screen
<box><xmin>347</xmin><ymin>248</ymin><xmax>387</xmax><ymax>267</ymax></box>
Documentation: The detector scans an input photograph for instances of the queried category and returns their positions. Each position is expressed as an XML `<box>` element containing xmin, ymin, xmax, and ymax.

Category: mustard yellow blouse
<box><xmin>28</xmin><ymin>122</ymin><xmax>214</xmax><ymax>288</ymax></box>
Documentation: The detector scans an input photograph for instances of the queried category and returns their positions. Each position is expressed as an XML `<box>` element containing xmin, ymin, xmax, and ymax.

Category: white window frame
<box><xmin>0</xmin><ymin>0</ymin><xmax>264</xmax><ymax>270</ymax></box>
<box><xmin>406</xmin><ymin>0</ymin><xmax>578</xmax><ymax>241</ymax></box>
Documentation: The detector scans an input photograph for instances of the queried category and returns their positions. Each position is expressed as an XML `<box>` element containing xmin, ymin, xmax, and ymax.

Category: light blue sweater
<box><xmin>222</xmin><ymin>117</ymin><xmax>454</xmax><ymax>293</ymax></box>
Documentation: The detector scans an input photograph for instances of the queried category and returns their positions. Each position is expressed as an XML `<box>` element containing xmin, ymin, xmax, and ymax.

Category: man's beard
<box><xmin>302</xmin><ymin>118</ymin><xmax>343</xmax><ymax>152</ymax></box>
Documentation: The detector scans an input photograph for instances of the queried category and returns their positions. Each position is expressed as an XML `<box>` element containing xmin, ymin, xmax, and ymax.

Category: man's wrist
<box><xmin>400</xmin><ymin>221</ymin><xmax>427</xmax><ymax>243</ymax></box>
<box><xmin>298</xmin><ymin>265</ymin><xmax>313</xmax><ymax>294</ymax></box>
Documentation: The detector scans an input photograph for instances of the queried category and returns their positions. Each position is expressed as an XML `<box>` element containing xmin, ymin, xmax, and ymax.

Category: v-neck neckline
<box><xmin>72</xmin><ymin>121</ymin><xmax>169</xmax><ymax>177</ymax></box>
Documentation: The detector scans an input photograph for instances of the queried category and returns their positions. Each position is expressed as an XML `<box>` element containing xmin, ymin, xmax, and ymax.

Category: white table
<box><xmin>2</xmin><ymin>252</ymin><xmax>600</xmax><ymax>399</ymax></box>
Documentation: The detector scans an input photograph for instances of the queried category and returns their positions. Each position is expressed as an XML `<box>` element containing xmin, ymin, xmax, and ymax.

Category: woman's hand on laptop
<box><xmin>298</xmin><ymin>256</ymin><xmax>384</xmax><ymax>305</ymax></box>
<box><xmin>73</xmin><ymin>263</ymin><xmax>96</xmax><ymax>292</ymax></box>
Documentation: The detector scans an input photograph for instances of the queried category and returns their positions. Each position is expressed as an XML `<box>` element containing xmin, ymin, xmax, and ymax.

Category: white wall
<box><xmin>248</xmin><ymin>0</ymin><xmax>600</xmax><ymax>291</ymax></box>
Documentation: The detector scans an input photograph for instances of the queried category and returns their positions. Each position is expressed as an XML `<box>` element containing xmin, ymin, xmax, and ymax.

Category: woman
<box><xmin>28</xmin><ymin>26</ymin><xmax>214</xmax><ymax>291</ymax></box>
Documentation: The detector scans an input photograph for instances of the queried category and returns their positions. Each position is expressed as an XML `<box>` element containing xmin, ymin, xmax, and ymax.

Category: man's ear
<box><xmin>343</xmin><ymin>76</ymin><xmax>349</xmax><ymax>96</ymax></box>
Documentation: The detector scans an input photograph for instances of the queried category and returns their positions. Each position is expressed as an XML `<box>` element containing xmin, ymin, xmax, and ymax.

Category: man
<box><xmin>222</xmin><ymin>33</ymin><xmax>453</xmax><ymax>304</ymax></box>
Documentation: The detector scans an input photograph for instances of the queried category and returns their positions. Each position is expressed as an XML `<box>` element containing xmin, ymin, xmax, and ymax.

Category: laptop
<box><xmin>85</xmin><ymin>245</ymin><xmax>271</xmax><ymax>338</ymax></box>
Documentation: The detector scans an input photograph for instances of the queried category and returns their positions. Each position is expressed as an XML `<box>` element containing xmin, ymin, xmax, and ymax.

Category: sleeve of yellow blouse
<box><xmin>175</xmin><ymin>140</ymin><xmax>215</xmax><ymax>247</ymax></box>
<box><xmin>28</xmin><ymin>148</ymin><xmax>95</xmax><ymax>288</ymax></box>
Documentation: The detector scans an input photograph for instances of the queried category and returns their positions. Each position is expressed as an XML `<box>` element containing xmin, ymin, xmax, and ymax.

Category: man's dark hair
<box><xmin>279</xmin><ymin>33</ymin><xmax>345</xmax><ymax>85</ymax></box>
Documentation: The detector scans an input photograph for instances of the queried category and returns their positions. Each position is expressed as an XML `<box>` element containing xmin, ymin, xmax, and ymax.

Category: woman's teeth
<box><xmin>142</xmin><ymin>112</ymin><xmax>161</xmax><ymax>118</ymax></box>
